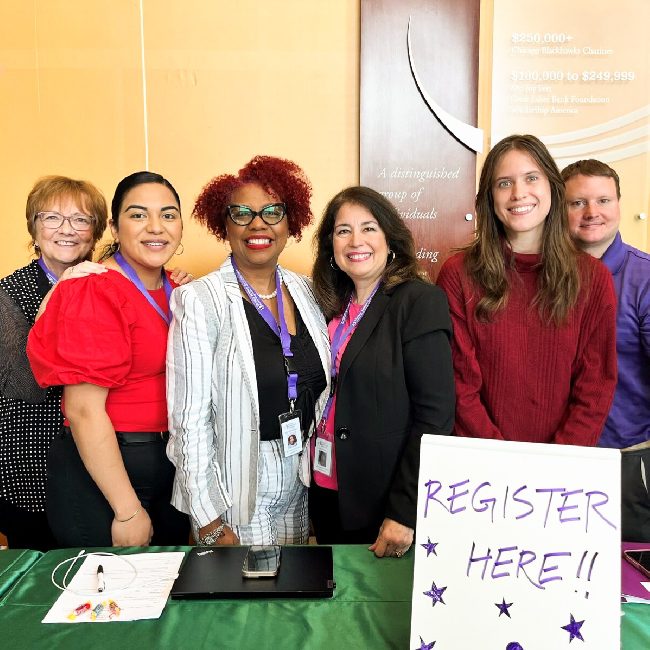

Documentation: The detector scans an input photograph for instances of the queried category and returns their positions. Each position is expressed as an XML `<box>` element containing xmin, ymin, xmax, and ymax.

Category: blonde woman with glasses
<box><xmin>0</xmin><ymin>175</ymin><xmax>108</xmax><ymax>550</ymax></box>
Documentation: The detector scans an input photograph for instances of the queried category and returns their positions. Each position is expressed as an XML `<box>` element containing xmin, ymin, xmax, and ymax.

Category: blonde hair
<box><xmin>26</xmin><ymin>175</ymin><xmax>108</xmax><ymax>250</ymax></box>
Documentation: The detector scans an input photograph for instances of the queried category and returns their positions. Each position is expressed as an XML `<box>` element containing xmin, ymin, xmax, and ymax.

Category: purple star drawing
<box><xmin>423</xmin><ymin>581</ymin><xmax>447</xmax><ymax>606</ymax></box>
<box><xmin>415</xmin><ymin>636</ymin><xmax>435</xmax><ymax>650</ymax></box>
<box><xmin>420</xmin><ymin>537</ymin><xmax>438</xmax><ymax>557</ymax></box>
<box><xmin>496</xmin><ymin>598</ymin><xmax>513</xmax><ymax>618</ymax></box>
<box><xmin>561</xmin><ymin>614</ymin><xmax>585</xmax><ymax>642</ymax></box>
<box><xmin>506</xmin><ymin>643</ymin><xmax>524</xmax><ymax>650</ymax></box>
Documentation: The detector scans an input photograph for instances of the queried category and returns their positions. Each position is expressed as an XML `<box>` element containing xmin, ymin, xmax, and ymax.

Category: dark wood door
<box><xmin>361</xmin><ymin>0</ymin><xmax>481</xmax><ymax>280</ymax></box>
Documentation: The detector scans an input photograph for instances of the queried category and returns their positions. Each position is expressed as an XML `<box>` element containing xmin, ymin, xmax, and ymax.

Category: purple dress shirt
<box><xmin>598</xmin><ymin>232</ymin><xmax>650</xmax><ymax>448</ymax></box>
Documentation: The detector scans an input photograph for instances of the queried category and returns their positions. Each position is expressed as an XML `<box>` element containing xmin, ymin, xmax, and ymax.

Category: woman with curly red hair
<box><xmin>166</xmin><ymin>156</ymin><xmax>330</xmax><ymax>546</ymax></box>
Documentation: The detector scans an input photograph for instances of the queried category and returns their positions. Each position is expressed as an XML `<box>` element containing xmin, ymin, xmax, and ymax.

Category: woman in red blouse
<box><xmin>28</xmin><ymin>172</ymin><xmax>190</xmax><ymax>547</ymax></box>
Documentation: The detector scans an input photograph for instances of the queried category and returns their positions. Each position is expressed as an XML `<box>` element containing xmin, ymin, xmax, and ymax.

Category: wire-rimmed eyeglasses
<box><xmin>36</xmin><ymin>211</ymin><xmax>95</xmax><ymax>232</ymax></box>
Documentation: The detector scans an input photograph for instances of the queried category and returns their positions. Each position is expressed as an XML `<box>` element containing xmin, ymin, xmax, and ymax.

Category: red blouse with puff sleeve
<box><xmin>27</xmin><ymin>269</ymin><xmax>176</xmax><ymax>432</ymax></box>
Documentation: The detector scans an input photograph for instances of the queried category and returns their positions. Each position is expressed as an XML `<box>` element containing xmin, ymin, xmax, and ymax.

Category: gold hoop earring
<box><xmin>175</xmin><ymin>242</ymin><xmax>185</xmax><ymax>256</ymax></box>
<box><xmin>330</xmin><ymin>256</ymin><xmax>339</xmax><ymax>271</ymax></box>
<box><xmin>388</xmin><ymin>250</ymin><xmax>395</xmax><ymax>263</ymax></box>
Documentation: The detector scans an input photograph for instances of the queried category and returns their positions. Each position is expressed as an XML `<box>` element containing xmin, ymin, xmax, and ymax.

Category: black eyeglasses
<box><xmin>36</xmin><ymin>211</ymin><xmax>95</xmax><ymax>232</ymax></box>
<box><xmin>226</xmin><ymin>203</ymin><xmax>287</xmax><ymax>226</ymax></box>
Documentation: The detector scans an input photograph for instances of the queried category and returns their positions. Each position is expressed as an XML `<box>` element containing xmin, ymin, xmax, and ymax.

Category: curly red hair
<box><xmin>193</xmin><ymin>155</ymin><xmax>313</xmax><ymax>241</ymax></box>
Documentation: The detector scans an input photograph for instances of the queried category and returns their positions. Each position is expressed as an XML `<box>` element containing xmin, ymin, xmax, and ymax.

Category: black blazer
<box><xmin>333</xmin><ymin>279</ymin><xmax>455</xmax><ymax>530</ymax></box>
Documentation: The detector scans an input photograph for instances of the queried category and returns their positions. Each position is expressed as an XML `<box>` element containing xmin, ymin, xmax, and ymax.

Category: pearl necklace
<box><xmin>257</xmin><ymin>289</ymin><xmax>277</xmax><ymax>300</ymax></box>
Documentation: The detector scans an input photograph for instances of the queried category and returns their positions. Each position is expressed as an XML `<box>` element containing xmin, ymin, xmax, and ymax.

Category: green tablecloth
<box><xmin>0</xmin><ymin>549</ymin><xmax>42</xmax><ymax>603</ymax></box>
<box><xmin>0</xmin><ymin>546</ymin><xmax>412</xmax><ymax>650</ymax></box>
<box><xmin>624</xmin><ymin>603</ymin><xmax>650</xmax><ymax>650</ymax></box>
<box><xmin>0</xmin><ymin>545</ymin><xmax>648</xmax><ymax>649</ymax></box>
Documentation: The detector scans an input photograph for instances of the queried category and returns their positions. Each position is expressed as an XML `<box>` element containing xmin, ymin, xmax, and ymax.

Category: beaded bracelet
<box><xmin>115</xmin><ymin>507</ymin><xmax>141</xmax><ymax>523</ymax></box>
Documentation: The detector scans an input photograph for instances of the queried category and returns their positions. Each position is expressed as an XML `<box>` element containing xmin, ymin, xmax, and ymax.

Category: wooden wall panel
<box><xmin>361</xmin><ymin>0</ymin><xmax>481</xmax><ymax>280</ymax></box>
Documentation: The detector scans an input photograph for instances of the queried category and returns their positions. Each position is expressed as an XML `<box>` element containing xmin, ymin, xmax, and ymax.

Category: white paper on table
<box><xmin>42</xmin><ymin>551</ymin><xmax>185</xmax><ymax>623</ymax></box>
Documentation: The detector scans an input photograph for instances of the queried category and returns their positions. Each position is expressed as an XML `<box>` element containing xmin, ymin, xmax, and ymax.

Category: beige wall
<box><xmin>486</xmin><ymin>0</ymin><xmax>649</xmax><ymax>252</ymax></box>
<box><xmin>0</xmin><ymin>0</ymin><xmax>360</xmax><ymax>279</ymax></box>
<box><xmin>2</xmin><ymin>1</ymin><xmax>647</xmax><ymax>282</ymax></box>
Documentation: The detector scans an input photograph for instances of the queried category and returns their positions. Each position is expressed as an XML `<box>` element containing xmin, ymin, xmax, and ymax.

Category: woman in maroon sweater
<box><xmin>437</xmin><ymin>134</ymin><xmax>617</xmax><ymax>446</ymax></box>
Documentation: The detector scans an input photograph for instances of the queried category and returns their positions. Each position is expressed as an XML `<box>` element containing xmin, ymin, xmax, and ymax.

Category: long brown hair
<box><xmin>465</xmin><ymin>134</ymin><xmax>581</xmax><ymax>325</ymax></box>
<box><xmin>312</xmin><ymin>186</ymin><xmax>425</xmax><ymax>320</ymax></box>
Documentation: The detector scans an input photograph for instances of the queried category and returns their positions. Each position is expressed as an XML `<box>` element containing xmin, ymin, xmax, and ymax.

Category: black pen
<box><xmin>97</xmin><ymin>564</ymin><xmax>105</xmax><ymax>593</ymax></box>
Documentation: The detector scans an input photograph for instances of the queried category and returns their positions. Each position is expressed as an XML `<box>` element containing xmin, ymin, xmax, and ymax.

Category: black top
<box><xmin>243</xmin><ymin>298</ymin><xmax>326</xmax><ymax>441</ymax></box>
<box><xmin>0</xmin><ymin>260</ymin><xmax>63</xmax><ymax>512</ymax></box>
<box><xmin>0</xmin><ymin>286</ymin><xmax>46</xmax><ymax>403</ymax></box>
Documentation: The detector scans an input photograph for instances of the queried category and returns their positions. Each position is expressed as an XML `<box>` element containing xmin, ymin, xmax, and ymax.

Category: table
<box><xmin>0</xmin><ymin>546</ymin><xmax>412</xmax><ymax>649</ymax></box>
<box><xmin>0</xmin><ymin>546</ymin><xmax>648</xmax><ymax>649</ymax></box>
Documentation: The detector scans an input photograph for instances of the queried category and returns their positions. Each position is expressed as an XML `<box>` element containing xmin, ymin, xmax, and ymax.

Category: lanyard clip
<box><xmin>284</xmin><ymin>356</ymin><xmax>297</xmax><ymax>375</ymax></box>
<box><xmin>289</xmin><ymin>399</ymin><xmax>296</xmax><ymax>414</ymax></box>
<box><xmin>284</xmin><ymin>356</ymin><xmax>298</xmax><ymax>407</ymax></box>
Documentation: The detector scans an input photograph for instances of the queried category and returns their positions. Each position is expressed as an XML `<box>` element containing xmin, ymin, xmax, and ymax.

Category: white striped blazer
<box><xmin>166</xmin><ymin>257</ymin><xmax>331</xmax><ymax>529</ymax></box>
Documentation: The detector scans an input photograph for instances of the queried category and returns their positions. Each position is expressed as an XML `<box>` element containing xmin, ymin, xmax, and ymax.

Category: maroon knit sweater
<box><xmin>437</xmin><ymin>250</ymin><xmax>617</xmax><ymax>446</ymax></box>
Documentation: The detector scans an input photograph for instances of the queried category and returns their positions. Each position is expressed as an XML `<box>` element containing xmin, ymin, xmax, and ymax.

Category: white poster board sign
<box><xmin>410</xmin><ymin>436</ymin><xmax>620</xmax><ymax>649</ymax></box>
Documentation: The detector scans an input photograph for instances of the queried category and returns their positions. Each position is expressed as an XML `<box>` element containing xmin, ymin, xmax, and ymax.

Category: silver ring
<box><xmin>395</xmin><ymin>550</ymin><xmax>403</xmax><ymax>558</ymax></box>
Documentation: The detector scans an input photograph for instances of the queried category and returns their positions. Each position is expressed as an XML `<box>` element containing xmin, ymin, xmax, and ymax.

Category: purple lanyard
<box><xmin>37</xmin><ymin>258</ymin><xmax>58</xmax><ymax>285</ymax></box>
<box><xmin>230</xmin><ymin>256</ymin><xmax>298</xmax><ymax>406</ymax></box>
<box><xmin>320</xmin><ymin>282</ymin><xmax>380</xmax><ymax>423</ymax></box>
<box><xmin>330</xmin><ymin>282</ymin><xmax>380</xmax><ymax>374</ymax></box>
<box><xmin>114</xmin><ymin>252</ymin><xmax>173</xmax><ymax>324</ymax></box>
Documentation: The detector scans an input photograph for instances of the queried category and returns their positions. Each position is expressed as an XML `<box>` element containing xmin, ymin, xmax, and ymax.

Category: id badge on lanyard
<box><xmin>280</xmin><ymin>410</ymin><xmax>303</xmax><ymax>457</ymax></box>
<box><xmin>231</xmin><ymin>257</ymin><xmax>303</xmax><ymax>458</ymax></box>
<box><xmin>313</xmin><ymin>282</ymin><xmax>380</xmax><ymax>473</ymax></box>
<box><xmin>313</xmin><ymin>436</ymin><xmax>333</xmax><ymax>476</ymax></box>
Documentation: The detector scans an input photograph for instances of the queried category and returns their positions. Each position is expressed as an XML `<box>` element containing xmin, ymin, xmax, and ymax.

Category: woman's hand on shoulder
<box><xmin>59</xmin><ymin>261</ymin><xmax>107</xmax><ymax>282</ymax></box>
<box><xmin>111</xmin><ymin>505</ymin><xmax>153</xmax><ymax>547</ymax></box>
<box><xmin>368</xmin><ymin>518</ymin><xmax>413</xmax><ymax>558</ymax></box>
<box><xmin>169</xmin><ymin>267</ymin><xmax>194</xmax><ymax>286</ymax></box>
<box><xmin>35</xmin><ymin>261</ymin><xmax>107</xmax><ymax>319</ymax></box>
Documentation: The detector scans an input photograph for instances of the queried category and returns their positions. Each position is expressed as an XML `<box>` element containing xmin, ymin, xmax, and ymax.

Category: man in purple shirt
<box><xmin>562</xmin><ymin>159</ymin><xmax>650</xmax><ymax>541</ymax></box>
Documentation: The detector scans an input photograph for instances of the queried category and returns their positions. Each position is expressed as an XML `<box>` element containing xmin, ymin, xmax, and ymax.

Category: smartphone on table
<box><xmin>623</xmin><ymin>549</ymin><xmax>650</xmax><ymax>579</ymax></box>
<box><xmin>242</xmin><ymin>545</ymin><xmax>282</xmax><ymax>578</ymax></box>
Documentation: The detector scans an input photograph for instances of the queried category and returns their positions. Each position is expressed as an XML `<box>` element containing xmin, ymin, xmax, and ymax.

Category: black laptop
<box><xmin>170</xmin><ymin>545</ymin><xmax>335</xmax><ymax>599</ymax></box>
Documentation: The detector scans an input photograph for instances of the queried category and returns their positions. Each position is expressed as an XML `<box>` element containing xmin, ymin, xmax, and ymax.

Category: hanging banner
<box><xmin>490</xmin><ymin>0</ymin><xmax>649</xmax><ymax>245</ymax></box>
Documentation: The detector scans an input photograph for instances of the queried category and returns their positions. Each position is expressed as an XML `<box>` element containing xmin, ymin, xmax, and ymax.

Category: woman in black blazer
<box><xmin>311</xmin><ymin>186</ymin><xmax>455</xmax><ymax>558</ymax></box>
